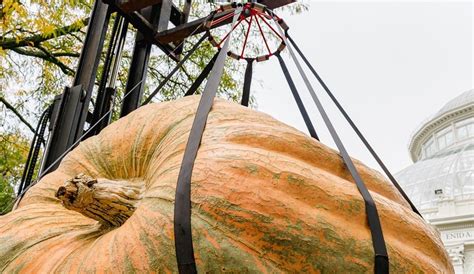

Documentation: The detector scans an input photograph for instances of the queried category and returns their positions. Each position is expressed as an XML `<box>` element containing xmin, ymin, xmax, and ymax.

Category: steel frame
<box><xmin>33</xmin><ymin>0</ymin><xmax>294</xmax><ymax>191</ymax></box>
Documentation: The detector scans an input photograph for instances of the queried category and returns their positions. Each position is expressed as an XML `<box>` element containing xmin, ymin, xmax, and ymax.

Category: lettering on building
<box><xmin>443</xmin><ymin>231</ymin><xmax>474</xmax><ymax>241</ymax></box>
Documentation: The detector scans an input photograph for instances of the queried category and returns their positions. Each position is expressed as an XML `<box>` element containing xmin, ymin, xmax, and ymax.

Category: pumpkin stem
<box><xmin>56</xmin><ymin>173</ymin><xmax>143</xmax><ymax>227</ymax></box>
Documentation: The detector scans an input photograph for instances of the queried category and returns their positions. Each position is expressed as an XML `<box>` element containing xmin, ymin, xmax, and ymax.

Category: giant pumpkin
<box><xmin>0</xmin><ymin>96</ymin><xmax>452</xmax><ymax>273</ymax></box>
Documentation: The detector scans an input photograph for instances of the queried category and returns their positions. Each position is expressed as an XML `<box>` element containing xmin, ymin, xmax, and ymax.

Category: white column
<box><xmin>447</xmin><ymin>245</ymin><xmax>464</xmax><ymax>274</ymax></box>
<box><xmin>464</xmin><ymin>245</ymin><xmax>474</xmax><ymax>274</ymax></box>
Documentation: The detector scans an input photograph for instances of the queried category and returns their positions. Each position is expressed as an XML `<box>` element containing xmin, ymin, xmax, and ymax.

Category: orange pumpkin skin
<box><xmin>0</xmin><ymin>96</ymin><xmax>452</xmax><ymax>273</ymax></box>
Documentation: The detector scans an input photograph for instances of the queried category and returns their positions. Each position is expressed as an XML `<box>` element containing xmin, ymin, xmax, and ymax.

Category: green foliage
<box><xmin>0</xmin><ymin>134</ymin><xmax>29</xmax><ymax>214</ymax></box>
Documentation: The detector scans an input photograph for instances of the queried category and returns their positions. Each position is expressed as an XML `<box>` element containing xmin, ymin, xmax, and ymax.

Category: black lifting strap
<box><xmin>286</xmin><ymin>34</ymin><xmax>421</xmax><ymax>218</ymax></box>
<box><xmin>141</xmin><ymin>32</ymin><xmax>209</xmax><ymax>106</ymax></box>
<box><xmin>281</xmin><ymin>30</ymin><xmax>389</xmax><ymax>273</ymax></box>
<box><xmin>241</xmin><ymin>58</ymin><xmax>254</xmax><ymax>107</ymax></box>
<box><xmin>174</xmin><ymin>7</ymin><xmax>242</xmax><ymax>274</ymax></box>
<box><xmin>185</xmin><ymin>50</ymin><xmax>220</xmax><ymax>96</ymax></box>
<box><xmin>276</xmin><ymin>52</ymin><xmax>319</xmax><ymax>141</ymax></box>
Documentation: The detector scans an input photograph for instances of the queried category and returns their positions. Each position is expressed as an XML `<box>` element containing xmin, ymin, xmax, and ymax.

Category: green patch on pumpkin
<box><xmin>272</xmin><ymin>173</ymin><xmax>281</xmax><ymax>181</ymax></box>
<box><xmin>336</xmin><ymin>198</ymin><xmax>364</xmax><ymax>214</ymax></box>
<box><xmin>245</xmin><ymin>164</ymin><xmax>259</xmax><ymax>175</ymax></box>
<box><xmin>123</xmin><ymin>253</ymin><xmax>136</xmax><ymax>274</ymax></box>
<box><xmin>139</xmin><ymin>232</ymin><xmax>163</xmax><ymax>270</ymax></box>
<box><xmin>286</xmin><ymin>174</ymin><xmax>305</xmax><ymax>186</ymax></box>
<box><xmin>9</xmin><ymin>261</ymin><xmax>26</xmax><ymax>274</ymax></box>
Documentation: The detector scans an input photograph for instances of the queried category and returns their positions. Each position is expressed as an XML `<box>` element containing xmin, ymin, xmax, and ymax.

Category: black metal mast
<box><xmin>40</xmin><ymin>0</ymin><xmax>110</xmax><ymax>173</ymax></box>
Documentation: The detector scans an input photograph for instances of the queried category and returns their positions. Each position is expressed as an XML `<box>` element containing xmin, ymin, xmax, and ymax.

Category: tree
<box><xmin>0</xmin><ymin>134</ymin><xmax>29</xmax><ymax>214</ymax></box>
<box><xmin>0</xmin><ymin>0</ymin><xmax>307</xmax><ymax>214</ymax></box>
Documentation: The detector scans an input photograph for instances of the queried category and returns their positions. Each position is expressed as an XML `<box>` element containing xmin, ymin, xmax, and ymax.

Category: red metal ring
<box><xmin>206</xmin><ymin>2</ymin><xmax>287</xmax><ymax>62</ymax></box>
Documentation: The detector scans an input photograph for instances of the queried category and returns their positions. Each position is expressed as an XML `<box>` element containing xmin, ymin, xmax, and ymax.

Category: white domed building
<box><xmin>396</xmin><ymin>89</ymin><xmax>474</xmax><ymax>274</ymax></box>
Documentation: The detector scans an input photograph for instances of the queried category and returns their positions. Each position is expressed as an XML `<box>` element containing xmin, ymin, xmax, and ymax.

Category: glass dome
<box><xmin>438</xmin><ymin>89</ymin><xmax>474</xmax><ymax>115</ymax></box>
<box><xmin>409</xmin><ymin>89</ymin><xmax>474</xmax><ymax>162</ymax></box>
<box><xmin>397</xmin><ymin>89</ymin><xmax>474</xmax><ymax>210</ymax></box>
<box><xmin>396</xmin><ymin>142</ymin><xmax>474</xmax><ymax>210</ymax></box>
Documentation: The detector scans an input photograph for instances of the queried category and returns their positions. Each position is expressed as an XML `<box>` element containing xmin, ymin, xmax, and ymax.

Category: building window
<box><xmin>456</xmin><ymin>121</ymin><xmax>473</xmax><ymax>141</ymax></box>
<box><xmin>438</xmin><ymin>131</ymin><xmax>454</xmax><ymax>150</ymax></box>
<box><xmin>424</xmin><ymin>138</ymin><xmax>436</xmax><ymax>157</ymax></box>
<box><xmin>457</xmin><ymin>126</ymin><xmax>468</xmax><ymax>139</ymax></box>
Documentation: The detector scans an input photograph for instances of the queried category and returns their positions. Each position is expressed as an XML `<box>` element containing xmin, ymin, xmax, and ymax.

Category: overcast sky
<box><xmin>251</xmin><ymin>1</ymin><xmax>473</xmax><ymax>174</ymax></box>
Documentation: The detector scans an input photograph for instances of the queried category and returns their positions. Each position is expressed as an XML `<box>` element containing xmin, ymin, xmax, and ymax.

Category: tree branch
<box><xmin>0</xmin><ymin>18</ymin><xmax>89</xmax><ymax>49</ymax></box>
<box><xmin>52</xmin><ymin>52</ymin><xmax>80</xmax><ymax>57</ymax></box>
<box><xmin>36</xmin><ymin>45</ymin><xmax>75</xmax><ymax>76</ymax></box>
<box><xmin>11</xmin><ymin>47</ymin><xmax>75</xmax><ymax>76</ymax></box>
<box><xmin>179</xmin><ymin>65</ymin><xmax>193</xmax><ymax>82</ymax></box>
<box><xmin>0</xmin><ymin>96</ymin><xmax>35</xmax><ymax>134</ymax></box>
<box><xmin>149</xmin><ymin>67</ymin><xmax>187</xmax><ymax>87</ymax></box>
<box><xmin>69</xmin><ymin>32</ymin><xmax>84</xmax><ymax>43</ymax></box>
